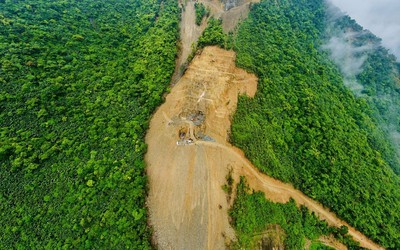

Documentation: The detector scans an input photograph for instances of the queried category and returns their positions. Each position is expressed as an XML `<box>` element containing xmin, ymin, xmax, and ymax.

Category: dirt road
<box><xmin>145</xmin><ymin>46</ymin><xmax>383</xmax><ymax>250</ymax></box>
<box><xmin>197</xmin><ymin>141</ymin><xmax>383</xmax><ymax>250</ymax></box>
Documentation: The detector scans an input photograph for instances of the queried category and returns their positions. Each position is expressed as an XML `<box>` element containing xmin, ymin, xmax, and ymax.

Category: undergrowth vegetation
<box><xmin>230</xmin><ymin>177</ymin><xmax>361</xmax><ymax>249</ymax></box>
<box><xmin>0</xmin><ymin>0</ymin><xmax>179</xmax><ymax>248</ymax></box>
<box><xmin>198</xmin><ymin>18</ymin><xmax>227</xmax><ymax>48</ymax></box>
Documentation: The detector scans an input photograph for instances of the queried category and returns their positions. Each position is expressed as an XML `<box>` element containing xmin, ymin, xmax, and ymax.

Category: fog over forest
<box><xmin>324</xmin><ymin>1</ymin><xmax>400</xmax><ymax>172</ymax></box>
<box><xmin>329</xmin><ymin>0</ymin><xmax>400</xmax><ymax>60</ymax></box>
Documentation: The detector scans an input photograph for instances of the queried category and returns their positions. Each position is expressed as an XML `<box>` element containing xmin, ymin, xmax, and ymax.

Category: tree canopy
<box><xmin>231</xmin><ymin>0</ymin><xmax>400</xmax><ymax>248</ymax></box>
<box><xmin>0</xmin><ymin>0</ymin><xmax>179</xmax><ymax>248</ymax></box>
<box><xmin>230</xmin><ymin>177</ymin><xmax>361</xmax><ymax>249</ymax></box>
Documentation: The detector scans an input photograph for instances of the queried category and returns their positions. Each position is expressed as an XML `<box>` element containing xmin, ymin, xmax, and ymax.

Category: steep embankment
<box><xmin>146</xmin><ymin>46</ymin><xmax>258</xmax><ymax>249</ymax></box>
<box><xmin>171</xmin><ymin>1</ymin><xmax>205</xmax><ymax>84</ymax></box>
<box><xmin>145</xmin><ymin>46</ymin><xmax>383</xmax><ymax>250</ymax></box>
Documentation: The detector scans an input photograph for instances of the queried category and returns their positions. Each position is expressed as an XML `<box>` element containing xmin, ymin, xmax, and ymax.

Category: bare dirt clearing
<box><xmin>146</xmin><ymin>46</ymin><xmax>257</xmax><ymax>249</ymax></box>
<box><xmin>171</xmin><ymin>1</ymin><xmax>206</xmax><ymax>84</ymax></box>
<box><xmin>172</xmin><ymin>0</ymin><xmax>219</xmax><ymax>84</ymax></box>
<box><xmin>146</xmin><ymin>47</ymin><xmax>383</xmax><ymax>250</ymax></box>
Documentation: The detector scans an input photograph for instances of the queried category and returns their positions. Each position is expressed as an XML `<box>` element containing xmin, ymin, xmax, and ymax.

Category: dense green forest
<box><xmin>231</xmin><ymin>0</ymin><xmax>400</xmax><ymax>248</ymax></box>
<box><xmin>0</xmin><ymin>0</ymin><xmax>179</xmax><ymax>248</ymax></box>
<box><xmin>198</xmin><ymin>17</ymin><xmax>226</xmax><ymax>48</ymax></box>
<box><xmin>230</xmin><ymin>177</ymin><xmax>360</xmax><ymax>249</ymax></box>
<box><xmin>324</xmin><ymin>12</ymin><xmax>400</xmax><ymax>174</ymax></box>
<box><xmin>2</xmin><ymin>0</ymin><xmax>400</xmax><ymax>248</ymax></box>
<box><xmin>194</xmin><ymin>2</ymin><xmax>209</xmax><ymax>26</ymax></box>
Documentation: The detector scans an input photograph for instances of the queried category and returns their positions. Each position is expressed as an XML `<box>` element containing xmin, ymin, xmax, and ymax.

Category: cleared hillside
<box><xmin>146</xmin><ymin>46</ymin><xmax>381</xmax><ymax>250</ymax></box>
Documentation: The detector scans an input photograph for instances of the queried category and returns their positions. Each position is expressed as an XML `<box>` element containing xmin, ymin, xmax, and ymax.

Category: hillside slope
<box><xmin>324</xmin><ymin>6</ymin><xmax>400</xmax><ymax>174</ymax></box>
<box><xmin>0</xmin><ymin>0</ymin><xmax>179</xmax><ymax>248</ymax></box>
<box><xmin>231</xmin><ymin>0</ymin><xmax>400</xmax><ymax>248</ymax></box>
<box><xmin>146</xmin><ymin>46</ymin><xmax>381</xmax><ymax>250</ymax></box>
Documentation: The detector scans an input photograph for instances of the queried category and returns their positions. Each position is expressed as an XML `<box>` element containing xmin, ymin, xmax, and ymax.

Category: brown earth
<box><xmin>146</xmin><ymin>46</ymin><xmax>257</xmax><ymax>249</ymax></box>
<box><xmin>220</xmin><ymin>0</ymin><xmax>260</xmax><ymax>32</ymax></box>
<box><xmin>145</xmin><ymin>46</ymin><xmax>384</xmax><ymax>250</ymax></box>
<box><xmin>171</xmin><ymin>1</ymin><xmax>208</xmax><ymax>85</ymax></box>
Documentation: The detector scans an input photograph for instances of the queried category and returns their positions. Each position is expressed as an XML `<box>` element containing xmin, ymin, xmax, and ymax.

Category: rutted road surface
<box><xmin>145</xmin><ymin>46</ymin><xmax>383</xmax><ymax>250</ymax></box>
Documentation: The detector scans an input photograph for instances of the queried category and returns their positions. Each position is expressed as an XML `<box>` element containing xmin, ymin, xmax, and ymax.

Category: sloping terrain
<box><xmin>231</xmin><ymin>0</ymin><xmax>400</xmax><ymax>247</ymax></box>
<box><xmin>171</xmin><ymin>1</ymin><xmax>206</xmax><ymax>84</ymax></box>
<box><xmin>145</xmin><ymin>46</ymin><xmax>382</xmax><ymax>250</ymax></box>
<box><xmin>146</xmin><ymin>46</ymin><xmax>257</xmax><ymax>249</ymax></box>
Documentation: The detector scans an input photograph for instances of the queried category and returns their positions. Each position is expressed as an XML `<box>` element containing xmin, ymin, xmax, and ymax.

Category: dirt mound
<box><xmin>146</xmin><ymin>46</ymin><xmax>383</xmax><ymax>250</ymax></box>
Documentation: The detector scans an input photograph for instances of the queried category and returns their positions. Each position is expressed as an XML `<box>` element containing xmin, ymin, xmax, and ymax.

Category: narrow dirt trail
<box><xmin>146</xmin><ymin>46</ymin><xmax>383</xmax><ymax>250</ymax></box>
<box><xmin>171</xmin><ymin>1</ymin><xmax>207</xmax><ymax>85</ymax></box>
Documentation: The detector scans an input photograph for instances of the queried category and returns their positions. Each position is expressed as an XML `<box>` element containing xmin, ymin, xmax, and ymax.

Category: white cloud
<box><xmin>322</xmin><ymin>31</ymin><xmax>375</xmax><ymax>95</ymax></box>
<box><xmin>328</xmin><ymin>0</ymin><xmax>400</xmax><ymax>60</ymax></box>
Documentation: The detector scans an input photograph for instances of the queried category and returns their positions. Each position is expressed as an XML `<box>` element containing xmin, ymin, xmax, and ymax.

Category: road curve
<box><xmin>196</xmin><ymin>141</ymin><xmax>384</xmax><ymax>250</ymax></box>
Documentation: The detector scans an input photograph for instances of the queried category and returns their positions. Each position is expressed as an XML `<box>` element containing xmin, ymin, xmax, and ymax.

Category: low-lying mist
<box><xmin>323</xmin><ymin>1</ymin><xmax>400</xmax><ymax>173</ymax></box>
<box><xmin>322</xmin><ymin>3</ymin><xmax>377</xmax><ymax>96</ymax></box>
<box><xmin>328</xmin><ymin>0</ymin><xmax>400</xmax><ymax>61</ymax></box>
<box><xmin>322</xmin><ymin>32</ymin><xmax>374</xmax><ymax>95</ymax></box>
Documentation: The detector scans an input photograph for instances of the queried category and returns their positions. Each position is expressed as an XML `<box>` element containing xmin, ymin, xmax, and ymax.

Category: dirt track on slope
<box><xmin>146</xmin><ymin>46</ymin><xmax>383</xmax><ymax>250</ymax></box>
<box><xmin>171</xmin><ymin>1</ymin><xmax>206</xmax><ymax>85</ymax></box>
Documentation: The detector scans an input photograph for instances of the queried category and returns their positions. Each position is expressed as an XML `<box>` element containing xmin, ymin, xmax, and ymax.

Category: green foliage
<box><xmin>194</xmin><ymin>2</ymin><xmax>209</xmax><ymax>26</ymax></box>
<box><xmin>335</xmin><ymin>16</ymin><xmax>400</xmax><ymax>174</ymax></box>
<box><xmin>231</xmin><ymin>0</ymin><xmax>400</xmax><ymax>248</ymax></box>
<box><xmin>309</xmin><ymin>242</ymin><xmax>335</xmax><ymax>250</ymax></box>
<box><xmin>198</xmin><ymin>18</ymin><xmax>227</xmax><ymax>48</ymax></box>
<box><xmin>230</xmin><ymin>177</ymin><xmax>359</xmax><ymax>250</ymax></box>
<box><xmin>0</xmin><ymin>0</ymin><xmax>179</xmax><ymax>248</ymax></box>
<box><xmin>222</xmin><ymin>167</ymin><xmax>234</xmax><ymax>199</ymax></box>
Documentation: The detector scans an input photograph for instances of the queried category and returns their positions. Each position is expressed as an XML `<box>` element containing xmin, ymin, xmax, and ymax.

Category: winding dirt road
<box><xmin>145</xmin><ymin>46</ymin><xmax>383</xmax><ymax>249</ymax></box>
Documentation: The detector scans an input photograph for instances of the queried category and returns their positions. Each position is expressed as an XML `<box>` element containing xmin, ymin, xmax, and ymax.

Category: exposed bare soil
<box><xmin>220</xmin><ymin>1</ymin><xmax>260</xmax><ymax>32</ymax></box>
<box><xmin>171</xmin><ymin>1</ymin><xmax>206</xmax><ymax>84</ymax></box>
<box><xmin>146</xmin><ymin>46</ymin><xmax>257</xmax><ymax>249</ymax></box>
<box><xmin>146</xmin><ymin>46</ymin><xmax>383</xmax><ymax>250</ymax></box>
